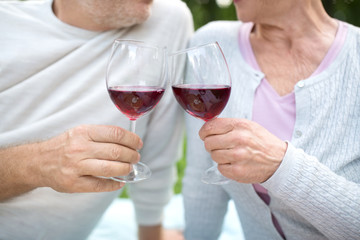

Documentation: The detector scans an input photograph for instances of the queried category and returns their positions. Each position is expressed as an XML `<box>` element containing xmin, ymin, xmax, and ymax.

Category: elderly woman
<box><xmin>183</xmin><ymin>0</ymin><xmax>360</xmax><ymax>239</ymax></box>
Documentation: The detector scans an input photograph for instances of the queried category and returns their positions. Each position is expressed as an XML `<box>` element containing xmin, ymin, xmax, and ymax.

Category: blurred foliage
<box><xmin>182</xmin><ymin>0</ymin><xmax>237</xmax><ymax>30</ymax></box>
<box><xmin>173</xmin><ymin>137</ymin><xmax>187</xmax><ymax>194</ymax></box>
<box><xmin>323</xmin><ymin>0</ymin><xmax>360</xmax><ymax>26</ymax></box>
<box><xmin>181</xmin><ymin>0</ymin><xmax>360</xmax><ymax>30</ymax></box>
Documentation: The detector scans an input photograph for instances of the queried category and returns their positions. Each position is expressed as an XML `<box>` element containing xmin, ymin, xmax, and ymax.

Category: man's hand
<box><xmin>39</xmin><ymin>124</ymin><xmax>143</xmax><ymax>193</ymax></box>
<box><xmin>199</xmin><ymin>118</ymin><xmax>287</xmax><ymax>183</ymax></box>
<box><xmin>0</xmin><ymin>125</ymin><xmax>143</xmax><ymax>201</ymax></box>
<box><xmin>138</xmin><ymin>225</ymin><xmax>184</xmax><ymax>240</ymax></box>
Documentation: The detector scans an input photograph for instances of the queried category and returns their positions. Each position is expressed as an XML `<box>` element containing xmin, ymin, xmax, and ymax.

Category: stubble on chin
<box><xmin>78</xmin><ymin>1</ymin><xmax>153</xmax><ymax>29</ymax></box>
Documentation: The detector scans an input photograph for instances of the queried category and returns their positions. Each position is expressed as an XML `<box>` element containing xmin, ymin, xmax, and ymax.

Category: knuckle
<box><xmin>210</xmin><ymin>152</ymin><xmax>220</xmax><ymax>163</ymax></box>
<box><xmin>63</xmin><ymin>142</ymin><xmax>86</xmax><ymax>161</ymax></box>
<box><xmin>65</xmin><ymin>127</ymin><xmax>77</xmax><ymax>140</ymax></box>
<box><xmin>235</xmin><ymin>119</ymin><xmax>250</xmax><ymax>130</ymax></box>
<box><xmin>124</xmin><ymin>163</ymin><xmax>133</xmax><ymax>175</ymax></box>
<box><xmin>115</xmin><ymin>162</ymin><xmax>132</xmax><ymax>176</ymax></box>
<box><xmin>99</xmin><ymin>161</ymin><xmax>112</xmax><ymax>176</ymax></box>
<box><xmin>231</xmin><ymin>165</ymin><xmax>245</xmax><ymax>180</ymax></box>
<box><xmin>133</xmin><ymin>152</ymin><xmax>141</xmax><ymax>163</ymax></box>
<box><xmin>70</xmin><ymin>125</ymin><xmax>89</xmax><ymax>138</ymax></box>
<box><xmin>93</xmin><ymin>180</ymin><xmax>103</xmax><ymax>192</ymax></box>
<box><xmin>232</xmin><ymin>148</ymin><xmax>246</xmax><ymax>160</ymax></box>
<box><xmin>217</xmin><ymin>163</ymin><xmax>229</xmax><ymax>174</ymax></box>
<box><xmin>135</xmin><ymin>137</ymin><xmax>142</xmax><ymax>149</ymax></box>
<box><xmin>63</xmin><ymin>129</ymin><xmax>88</xmax><ymax>157</ymax></box>
<box><xmin>203</xmin><ymin>122</ymin><xmax>214</xmax><ymax>132</ymax></box>
<box><xmin>112</xmin><ymin>127</ymin><xmax>125</xmax><ymax>141</ymax></box>
<box><xmin>69</xmin><ymin>142</ymin><xmax>86</xmax><ymax>154</ymax></box>
<box><xmin>110</xmin><ymin>146</ymin><xmax>122</xmax><ymax>160</ymax></box>
<box><xmin>233</xmin><ymin>130</ymin><xmax>248</xmax><ymax>145</ymax></box>
<box><xmin>203</xmin><ymin>140</ymin><xmax>211</xmax><ymax>151</ymax></box>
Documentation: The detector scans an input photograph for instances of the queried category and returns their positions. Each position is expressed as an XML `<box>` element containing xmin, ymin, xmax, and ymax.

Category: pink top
<box><xmin>238</xmin><ymin>21</ymin><xmax>347</xmax><ymax>238</ymax></box>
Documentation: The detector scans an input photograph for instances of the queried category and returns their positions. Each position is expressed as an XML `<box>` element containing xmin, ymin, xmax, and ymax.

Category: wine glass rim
<box><xmin>168</xmin><ymin>41</ymin><xmax>221</xmax><ymax>57</ymax></box>
<box><xmin>113</xmin><ymin>39</ymin><xmax>167</xmax><ymax>51</ymax></box>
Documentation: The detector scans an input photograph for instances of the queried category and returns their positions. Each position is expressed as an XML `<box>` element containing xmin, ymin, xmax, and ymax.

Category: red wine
<box><xmin>172</xmin><ymin>84</ymin><xmax>231</xmax><ymax>121</ymax></box>
<box><xmin>108</xmin><ymin>86</ymin><xmax>165</xmax><ymax>120</ymax></box>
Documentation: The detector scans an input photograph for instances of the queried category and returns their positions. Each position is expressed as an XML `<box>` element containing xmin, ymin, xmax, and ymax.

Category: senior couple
<box><xmin>0</xmin><ymin>0</ymin><xmax>359</xmax><ymax>239</ymax></box>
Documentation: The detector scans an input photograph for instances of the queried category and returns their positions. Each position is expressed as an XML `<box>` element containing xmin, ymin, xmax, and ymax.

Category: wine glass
<box><xmin>106</xmin><ymin>39</ymin><xmax>167</xmax><ymax>183</ymax></box>
<box><xmin>169</xmin><ymin>42</ymin><xmax>232</xmax><ymax>185</ymax></box>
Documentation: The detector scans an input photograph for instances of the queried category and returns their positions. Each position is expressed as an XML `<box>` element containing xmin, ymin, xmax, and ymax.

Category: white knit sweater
<box><xmin>183</xmin><ymin>21</ymin><xmax>360</xmax><ymax>240</ymax></box>
<box><xmin>0</xmin><ymin>0</ymin><xmax>193</xmax><ymax>239</ymax></box>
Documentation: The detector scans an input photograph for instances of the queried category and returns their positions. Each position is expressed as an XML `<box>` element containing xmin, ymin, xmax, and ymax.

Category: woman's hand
<box><xmin>199</xmin><ymin>118</ymin><xmax>287</xmax><ymax>183</ymax></box>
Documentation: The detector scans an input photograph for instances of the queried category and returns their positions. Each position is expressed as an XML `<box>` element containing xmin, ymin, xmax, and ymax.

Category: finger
<box><xmin>203</xmin><ymin>131</ymin><xmax>238</xmax><ymax>151</ymax></box>
<box><xmin>199</xmin><ymin>118</ymin><xmax>234</xmax><ymax>140</ymax></box>
<box><xmin>217</xmin><ymin>163</ymin><xmax>236</xmax><ymax>180</ymax></box>
<box><xmin>76</xmin><ymin>176</ymin><xmax>126</xmax><ymax>192</ymax></box>
<box><xmin>88</xmin><ymin>142</ymin><xmax>140</xmax><ymax>163</ymax></box>
<box><xmin>209</xmin><ymin>149</ymin><xmax>233</xmax><ymax>164</ymax></box>
<box><xmin>86</xmin><ymin>125</ymin><xmax>143</xmax><ymax>150</ymax></box>
<box><xmin>217</xmin><ymin>163</ymin><xmax>257</xmax><ymax>183</ymax></box>
<box><xmin>210</xmin><ymin>148</ymin><xmax>250</xmax><ymax>165</ymax></box>
<box><xmin>80</xmin><ymin>159</ymin><xmax>134</xmax><ymax>177</ymax></box>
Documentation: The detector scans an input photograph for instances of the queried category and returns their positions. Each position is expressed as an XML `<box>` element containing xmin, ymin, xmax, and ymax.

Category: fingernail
<box><xmin>138</xmin><ymin>139</ymin><xmax>143</xmax><ymax>150</ymax></box>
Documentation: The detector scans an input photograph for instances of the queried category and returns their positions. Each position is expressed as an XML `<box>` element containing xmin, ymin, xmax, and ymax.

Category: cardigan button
<box><xmin>297</xmin><ymin>81</ymin><xmax>305</xmax><ymax>88</ymax></box>
<box><xmin>295</xmin><ymin>130</ymin><xmax>303</xmax><ymax>138</ymax></box>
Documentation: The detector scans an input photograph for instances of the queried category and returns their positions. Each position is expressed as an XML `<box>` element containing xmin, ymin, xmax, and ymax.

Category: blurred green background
<box><xmin>182</xmin><ymin>0</ymin><xmax>360</xmax><ymax>30</ymax></box>
<box><xmin>121</xmin><ymin>0</ymin><xmax>360</xmax><ymax>198</ymax></box>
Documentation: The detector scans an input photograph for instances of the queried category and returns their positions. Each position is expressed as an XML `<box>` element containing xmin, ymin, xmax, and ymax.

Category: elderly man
<box><xmin>0</xmin><ymin>0</ymin><xmax>193</xmax><ymax>239</ymax></box>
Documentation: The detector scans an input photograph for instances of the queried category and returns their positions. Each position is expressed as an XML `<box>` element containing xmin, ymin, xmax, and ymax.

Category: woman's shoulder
<box><xmin>196</xmin><ymin>21</ymin><xmax>241</xmax><ymax>37</ymax></box>
<box><xmin>340</xmin><ymin>21</ymin><xmax>360</xmax><ymax>56</ymax></box>
<box><xmin>191</xmin><ymin>20</ymin><xmax>242</xmax><ymax>46</ymax></box>
<box><xmin>342</xmin><ymin>21</ymin><xmax>360</xmax><ymax>36</ymax></box>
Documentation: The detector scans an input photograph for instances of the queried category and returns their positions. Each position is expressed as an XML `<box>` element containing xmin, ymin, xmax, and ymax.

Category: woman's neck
<box><xmin>249</xmin><ymin>1</ymin><xmax>339</xmax><ymax>96</ymax></box>
<box><xmin>252</xmin><ymin>0</ymin><xmax>338</xmax><ymax>49</ymax></box>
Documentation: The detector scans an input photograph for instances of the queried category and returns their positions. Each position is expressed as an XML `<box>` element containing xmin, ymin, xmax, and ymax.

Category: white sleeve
<box><xmin>262</xmin><ymin>142</ymin><xmax>360</xmax><ymax>239</ymax></box>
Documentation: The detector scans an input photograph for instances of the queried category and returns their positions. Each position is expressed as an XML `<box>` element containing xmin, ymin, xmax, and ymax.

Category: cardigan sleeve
<box><xmin>262</xmin><ymin>142</ymin><xmax>360</xmax><ymax>239</ymax></box>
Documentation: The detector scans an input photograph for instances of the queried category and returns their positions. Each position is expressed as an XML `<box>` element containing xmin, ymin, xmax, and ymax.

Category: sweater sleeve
<box><xmin>262</xmin><ymin>142</ymin><xmax>360</xmax><ymax>239</ymax></box>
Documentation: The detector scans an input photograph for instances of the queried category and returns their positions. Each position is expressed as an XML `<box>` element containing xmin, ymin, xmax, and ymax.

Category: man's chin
<box><xmin>127</xmin><ymin>9</ymin><xmax>152</xmax><ymax>27</ymax></box>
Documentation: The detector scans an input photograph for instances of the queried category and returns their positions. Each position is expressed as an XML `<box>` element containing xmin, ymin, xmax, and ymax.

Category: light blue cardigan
<box><xmin>183</xmin><ymin>20</ymin><xmax>360</xmax><ymax>240</ymax></box>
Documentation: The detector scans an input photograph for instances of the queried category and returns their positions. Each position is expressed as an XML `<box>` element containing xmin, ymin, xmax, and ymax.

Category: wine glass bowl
<box><xmin>106</xmin><ymin>40</ymin><xmax>167</xmax><ymax>183</ymax></box>
<box><xmin>171</xmin><ymin>85</ymin><xmax>231</xmax><ymax>121</ymax></box>
<box><xmin>169</xmin><ymin>42</ymin><xmax>232</xmax><ymax>185</ymax></box>
<box><xmin>107</xmin><ymin>86</ymin><xmax>165</xmax><ymax>121</ymax></box>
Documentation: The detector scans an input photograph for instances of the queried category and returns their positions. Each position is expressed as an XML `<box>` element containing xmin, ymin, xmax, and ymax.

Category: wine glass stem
<box><xmin>129</xmin><ymin>119</ymin><xmax>137</xmax><ymax>176</ymax></box>
<box><xmin>109</xmin><ymin>118</ymin><xmax>151</xmax><ymax>182</ymax></box>
<box><xmin>130</xmin><ymin>120</ymin><xmax>136</xmax><ymax>133</ymax></box>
